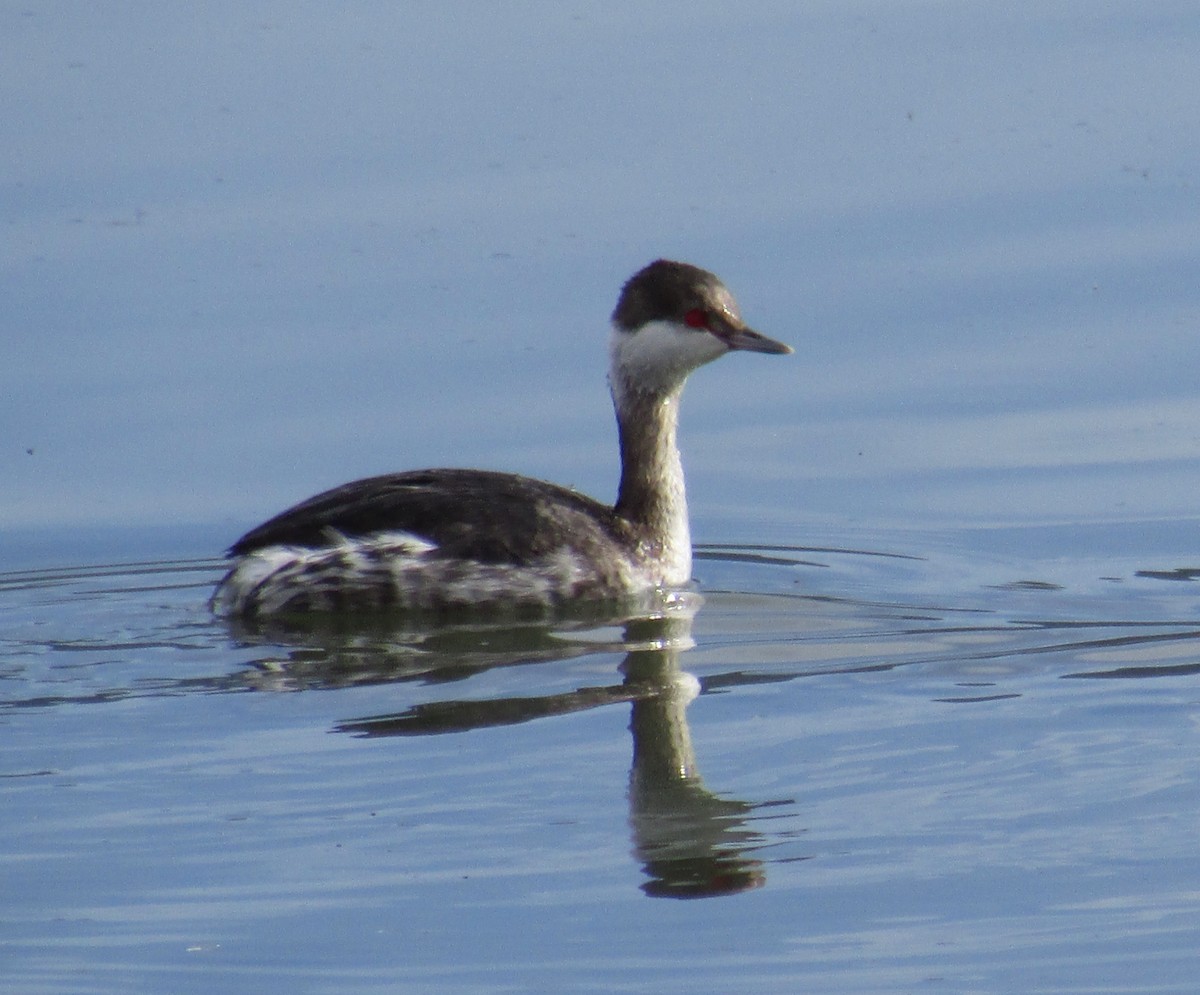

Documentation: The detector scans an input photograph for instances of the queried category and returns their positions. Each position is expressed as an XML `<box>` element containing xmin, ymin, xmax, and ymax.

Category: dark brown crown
<box><xmin>611</xmin><ymin>259</ymin><xmax>734</xmax><ymax>331</ymax></box>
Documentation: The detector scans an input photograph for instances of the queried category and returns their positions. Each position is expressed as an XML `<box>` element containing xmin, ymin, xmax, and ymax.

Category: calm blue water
<box><xmin>4</xmin><ymin>3</ymin><xmax>1200</xmax><ymax>992</ymax></box>
<box><xmin>4</xmin><ymin>528</ymin><xmax>1200</xmax><ymax>993</ymax></box>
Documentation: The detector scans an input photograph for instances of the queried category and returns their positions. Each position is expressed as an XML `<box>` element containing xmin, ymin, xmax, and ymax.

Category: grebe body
<box><xmin>212</xmin><ymin>260</ymin><xmax>790</xmax><ymax>617</ymax></box>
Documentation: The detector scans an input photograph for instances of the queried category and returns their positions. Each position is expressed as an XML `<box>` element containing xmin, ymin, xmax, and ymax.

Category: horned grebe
<box><xmin>211</xmin><ymin>260</ymin><xmax>791</xmax><ymax>617</ymax></box>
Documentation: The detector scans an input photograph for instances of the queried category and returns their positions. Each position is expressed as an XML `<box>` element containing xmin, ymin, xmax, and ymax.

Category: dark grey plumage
<box><xmin>212</xmin><ymin>260</ymin><xmax>790</xmax><ymax>617</ymax></box>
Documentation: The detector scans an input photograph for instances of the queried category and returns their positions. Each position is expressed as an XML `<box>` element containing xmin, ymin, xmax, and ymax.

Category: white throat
<box><xmin>608</xmin><ymin>319</ymin><xmax>727</xmax><ymax>406</ymax></box>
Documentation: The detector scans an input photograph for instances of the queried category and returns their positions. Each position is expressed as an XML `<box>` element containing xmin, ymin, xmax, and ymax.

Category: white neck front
<box><xmin>608</xmin><ymin>322</ymin><xmax>716</xmax><ymax>585</ymax></box>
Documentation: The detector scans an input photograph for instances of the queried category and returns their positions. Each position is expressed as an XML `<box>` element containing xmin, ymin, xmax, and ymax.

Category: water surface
<box><xmin>5</xmin><ymin>3</ymin><xmax>1200</xmax><ymax>992</ymax></box>
<box><xmin>4</xmin><ymin>525</ymin><xmax>1200</xmax><ymax>992</ymax></box>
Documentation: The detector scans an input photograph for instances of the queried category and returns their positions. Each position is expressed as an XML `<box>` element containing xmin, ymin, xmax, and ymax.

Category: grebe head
<box><xmin>609</xmin><ymin>259</ymin><xmax>792</xmax><ymax>401</ymax></box>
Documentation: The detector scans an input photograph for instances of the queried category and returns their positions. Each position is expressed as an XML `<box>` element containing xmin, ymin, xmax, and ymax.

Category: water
<box><xmin>4</xmin><ymin>526</ymin><xmax>1200</xmax><ymax>993</ymax></box>
<box><xmin>6</xmin><ymin>2</ymin><xmax>1200</xmax><ymax>992</ymax></box>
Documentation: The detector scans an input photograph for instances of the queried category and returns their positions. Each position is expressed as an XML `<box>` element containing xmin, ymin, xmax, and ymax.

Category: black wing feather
<box><xmin>229</xmin><ymin>469</ymin><xmax>621</xmax><ymax>566</ymax></box>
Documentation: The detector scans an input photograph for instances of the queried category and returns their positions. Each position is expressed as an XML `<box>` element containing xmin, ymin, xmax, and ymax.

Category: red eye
<box><xmin>683</xmin><ymin>308</ymin><xmax>708</xmax><ymax>330</ymax></box>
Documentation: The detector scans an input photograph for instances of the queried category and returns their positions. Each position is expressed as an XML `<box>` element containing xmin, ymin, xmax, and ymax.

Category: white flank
<box><xmin>210</xmin><ymin>529</ymin><xmax>660</xmax><ymax>615</ymax></box>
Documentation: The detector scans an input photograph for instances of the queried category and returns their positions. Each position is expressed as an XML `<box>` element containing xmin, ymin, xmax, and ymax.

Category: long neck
<box><xmin>612</xmin><ymin>381</ymin><xmax>692</xmax><ymax>585</ymax></box>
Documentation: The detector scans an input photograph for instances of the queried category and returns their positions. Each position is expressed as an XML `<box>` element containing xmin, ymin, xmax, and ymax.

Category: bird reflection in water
<box><xmin>618</xmin><ymin>612</ymin><xmax>768</xmax><ymax>898</ymax></box>
<box><xmin>230</xmin><ymin>595</ymin><xmax>780</xmax><ymax>898</ymax></box>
